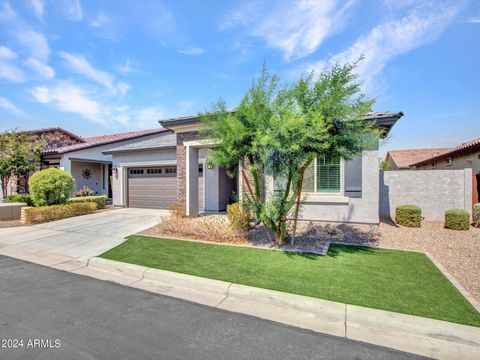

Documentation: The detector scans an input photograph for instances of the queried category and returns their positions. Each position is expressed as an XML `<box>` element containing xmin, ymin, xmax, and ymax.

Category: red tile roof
<box><xmin>386</xmin><ymin>148</ymin><xmax>452</xmax><ymax>169</ymax></box>
<box><xmin>411</xmin><ymin>137</ymin><xmax>480</xmax><ymax>166</ymax></box>
<box><xmin>42</xmin><ymin>128</ymin><xmax>169</xmax><ymax>155</ymax></box>
<box><xmin>20</xmin><ymin>126</ymin><xmax>85</xmax><ymax>142</ymax></box>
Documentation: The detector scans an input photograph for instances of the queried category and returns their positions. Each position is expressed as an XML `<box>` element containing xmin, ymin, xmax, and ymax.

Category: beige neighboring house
<box><xmin>410</xmin><ymin>137</ymin><xmax>480</xmax><ymax>174</ymax></box>
<box><xmin>384</xmin><ymin>148</ymin><xmax>451</xmax><ymax>170</ymax></box>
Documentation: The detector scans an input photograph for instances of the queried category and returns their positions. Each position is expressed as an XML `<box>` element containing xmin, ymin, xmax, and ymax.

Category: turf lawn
<box><xmin>101</xmin><ymin>235</ymin><xmax>480</xmax><ymax>327</ymax></box>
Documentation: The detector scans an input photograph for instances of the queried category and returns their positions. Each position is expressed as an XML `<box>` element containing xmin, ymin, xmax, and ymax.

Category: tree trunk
<box><xmin>1</xmin><ymin>175</ymin><xmax>9</xmax><ymax>199</ymax></box>
<box><xmin>291</xmin><ymin>164</ymin><xmax>307</xmax><ymax>245</ymax></box>
<box><xmin>274</xmin><ymin>219</ymin><xmax>287</xmax><ymax>245</ymax></box>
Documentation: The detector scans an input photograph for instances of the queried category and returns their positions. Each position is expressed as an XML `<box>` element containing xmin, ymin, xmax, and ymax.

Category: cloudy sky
<box><xmin>0</xmin><ymin>0</ymin><xmax>479</xmax><ymax>155</ymax></box>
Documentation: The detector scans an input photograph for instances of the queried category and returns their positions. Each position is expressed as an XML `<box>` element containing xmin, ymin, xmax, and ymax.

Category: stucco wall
<box><xmin>380</xmin><ymin>169</ymin><xmax>472</xmax><ymax>220</ymax></box>
<box><xmin>297</xmin><ymin>149</ymin><xmax>380</xmax><ymax>224</ymax></box>
<box><xmin>71</xmin><ymin>161</ymin><xmax>104</xmax><ymax>195</ymax></box>
<box><xmin>111</xmin><ymin>149</ymin><xmax>177</xmax><ymax>206</ymax></box>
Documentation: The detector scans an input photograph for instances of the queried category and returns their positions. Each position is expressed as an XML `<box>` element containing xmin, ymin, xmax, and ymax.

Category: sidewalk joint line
<box><xmin>215</xmin><ymin>283</ymin><xmax>233</xmax><ymax>308</ymax></box>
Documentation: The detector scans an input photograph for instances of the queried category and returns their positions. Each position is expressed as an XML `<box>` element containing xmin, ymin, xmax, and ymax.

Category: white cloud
<box><xmin>178</xmin><ymin>47</ymin><xmax>205</xmax><ymax>55</ymax></box>
<box><xmin>60</xmin><ymin>0</ymin><xmax>83</xmax><ymax>21</ymax></box>
<box><xmin>0</xmin><ymin>96</ymin><xmax>24</xmax><ymax>116</ymax></box>
<box><xmin>220</xmin><ymin>0</ymin><xmax>355</xmax><ymax>60</ymax></box>
<box><xmin>14</xmin><ymin>29</ymin><xmax>50</xmax><ymax>62</ymax></box>
<box><xmin>467</xmin><ymin>17</ymin><xmax>480</xmax><ymax>23</ymax></box>
<box><xmin>29</xmin><ymin>0</ymin><xmax>44</xmax><ymax>20</ymax></box>
<box><xmin>116</xmin><ymin>59</ymin><xmax>137</xmax><ymax>75</ymax></box>
<box><xmin>29</xmin><ymin>82</ymin><xmax>103</xmax><ymax>123</ymax></box>
<box><xmin>58</xmin><ymin>51</ymin><xmax>129</xmax><ymax>96</ymax></box>
<box><xmin>0</xmin><ymin>61</ymin><xmax>25</xmax><ymax>82</ymax></box>
<box><xmin>24</xmin><ymin>57</ymin><xmax>55</xmax><ymax>79</ymax></box>
<box><xmin>90</xmin><ymin>11</ymin><xmax>109</xmax><ymax>28</ymax></box>
<box><xmin>307</xmin><ymin>2</ymin><xmax>461</xmax><ymax>90</ymax></box>
<box><xmin>0</xmin><ymin>46</ymin><xmax>16</xmax><ymax>59</ymax></box>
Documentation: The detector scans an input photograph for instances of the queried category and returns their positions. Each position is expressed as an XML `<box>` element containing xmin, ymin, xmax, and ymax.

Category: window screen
<box><xmin>316</xmin><ymin>156</ymin><xmax>340</xmax><ymax>193</ymax></box>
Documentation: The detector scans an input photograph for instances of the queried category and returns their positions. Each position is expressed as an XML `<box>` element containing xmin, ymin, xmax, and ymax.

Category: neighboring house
<box><xmin>384</xmin><ymin>148</ymin><xmax>451</xmax><ymax>171</ymax></box>
<box><xmin>1</xmin><ymin>127</ymin><xmax>85</xmax><ymax>199</ymax></box>
<box><xmin>410</xmin><ymin>137</ymin><xmax>480</xmax><ymax>174</ymax></box>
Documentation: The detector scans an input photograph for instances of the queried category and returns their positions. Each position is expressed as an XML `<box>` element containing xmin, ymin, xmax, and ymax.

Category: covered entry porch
<box><xmin>65</xmin><ymin>158</ymin><xmax>112</xmax><ymax>198</ymax></box>
<box><xmin>184</xmin><ymin>140</ymin><xmax>237</xmax><ymax>216</ymax></box>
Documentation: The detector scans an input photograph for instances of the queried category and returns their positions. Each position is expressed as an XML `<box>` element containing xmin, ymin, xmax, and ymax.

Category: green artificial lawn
<box><xmin>101</xmin><ymin>235</ymin><xmax>480</xmax><ymax>327</ymax></box>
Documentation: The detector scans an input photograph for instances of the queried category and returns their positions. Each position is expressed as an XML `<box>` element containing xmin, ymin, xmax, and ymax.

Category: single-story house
<box><xmin>101</xmin><ymin>111</ymin><xmax>403</xmax><ymax>224</ymax></box>
<box><xmin>384</xmin><ymin>148</ymin><xmax>451</xmax><ymax>171</ymax></box>
<box><xmin>6</xmin><ymin>110</ymin><xmax>403</xmax><ymax>225</ymax></box>
<box><xmin>410</xmin><ymin>137</ymin><xmax>480</xmax><ymax>174</ymax></box>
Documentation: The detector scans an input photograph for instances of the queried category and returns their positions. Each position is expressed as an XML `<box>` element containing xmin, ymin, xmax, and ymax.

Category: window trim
<box><xmin>311</xmin><ymin>156</ymin><xmax>345</xmax><ymax>196</ymax></box>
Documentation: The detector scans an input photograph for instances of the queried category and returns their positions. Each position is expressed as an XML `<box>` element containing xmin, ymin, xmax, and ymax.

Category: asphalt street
<box><xmin>0</xmin><ymin>255</ymin><xmax>428</xmax><ymax>360</ymax></box>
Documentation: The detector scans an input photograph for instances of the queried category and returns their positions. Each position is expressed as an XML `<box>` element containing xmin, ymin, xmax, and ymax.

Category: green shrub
<box><xmin>227</xmin><ymin>203</ymin><xmax>251</xmax><ymax>231</ymax></box>
<box><xmin>5</xmin><ymin>194</ymin><xmax>34</xmax><ymax>206</ymax></box>
<box><xmin>29</xmin><ymin>168</ymin><xmax>75</xmax><ymax>206</ymax></box>
<box><xmin>395</xmin><ymin>205</ymin><xmax>422</xmax><ymax>227</ymax></box>
<box><xmin>444</xmin><ymin>208</ymin><xmax>470</xmax><ymax>230</ymax></box>
<box><xmin>473</xmin><ymin>203</ymin><xmax>480</xmax><ymax>228</ymax></box>
<box><xmin>23</xmin><ymin>202</ymin><xmax>97</xmax><ymax>225</ymax></box>
<box><xmin>67</xmin><ymin>195</ymin><xmax>107</xmax><ymax>209</ymax></box>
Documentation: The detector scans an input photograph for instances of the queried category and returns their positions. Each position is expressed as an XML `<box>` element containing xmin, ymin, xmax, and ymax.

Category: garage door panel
<box><xmin>128</xmin><ymin>166</ymin><xmax>204</xmax><ymax>210</ymax></box>
<box><xmin>128</xmin><ymin>167</ymin><xmax>177</xmax><ymax>209</ymax></box>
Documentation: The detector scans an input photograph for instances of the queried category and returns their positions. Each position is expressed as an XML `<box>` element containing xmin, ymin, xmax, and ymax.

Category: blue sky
<box><xmin>0</xmin><ymin>0</ymin><xmax>479</xmax><ymax>156</ymax></box>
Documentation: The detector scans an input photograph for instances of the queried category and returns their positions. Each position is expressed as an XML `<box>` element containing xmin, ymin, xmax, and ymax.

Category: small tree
<box><xmin>29</xmin><ymin>168</ymin><xmax>75</xmax><ymax>206</ymax></box>
<box><xmin>0</xmin><ymin>130</ymin><xmax>42</xmax><ymax>198</ymax></box>
<box><xmin>204</xmin><ymin>61</ymin><xmax>379</xmax><ymax>244</ymax></box>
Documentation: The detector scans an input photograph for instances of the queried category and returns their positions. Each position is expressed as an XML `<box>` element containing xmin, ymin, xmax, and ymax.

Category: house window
<box><xmin>446</xmin><ymin>157</ymin><xmax>453</xmax><ymax>166</ymax></box>
<box><xmin>431</xmin><ymin>161</ymin><xmax>436</xmax><ymax>168</ymax></box>
<box><xmin>129</xmin><ymin>169</ymin><xmax>144</xmax><ymax>175</ymax></box>
<box><xmin>146</xmin><ymin>168</ymin><xmax>162</xmax><ymax>174</ymax></box>
<box><xmin>315</xmin><ymin>156</ymin><xmax>341</xmax><ymax>194</ymax></box>
<box><xmin>164</xmin><ymin>167</ymin><xmax>176</xmax><ymax>174</ymax></box>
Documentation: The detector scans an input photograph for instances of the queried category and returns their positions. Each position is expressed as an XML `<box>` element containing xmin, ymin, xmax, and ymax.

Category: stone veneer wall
<box><xmin>176</xmin><ymin>131</ymin><xmax>206</xmax><ymax>206</ymax></box>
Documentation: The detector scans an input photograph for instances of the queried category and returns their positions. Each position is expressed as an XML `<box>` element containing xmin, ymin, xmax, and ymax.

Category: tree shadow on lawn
<box><xmin>281</xmin><ymin>243</ymin><xmax>377</xmax><ymax>261</ymax></box>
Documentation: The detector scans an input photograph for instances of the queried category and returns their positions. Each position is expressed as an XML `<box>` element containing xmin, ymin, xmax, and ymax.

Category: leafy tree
<box><xmin>203</xmin><ymin>61</ymin><xmax>379</xmax><ymax>244</ymax></box>
<box><xmin>0</xmin><ymin>130</ymin><xmax>42</xmax><ymax>198</ymax></box>
<box><xmin>29</xmin><ymin>168</ymin><xmax>75</xmax><ymax>206</ymax></box>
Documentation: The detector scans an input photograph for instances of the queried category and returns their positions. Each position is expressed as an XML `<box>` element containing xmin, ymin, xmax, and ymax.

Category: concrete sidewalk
<box><xmin>1</xmin><ymin>244</ymin><xmax>479</xmax><ymax>360</ymax></box>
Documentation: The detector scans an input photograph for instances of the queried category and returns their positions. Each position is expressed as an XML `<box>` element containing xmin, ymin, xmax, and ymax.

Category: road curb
<box><xmin>83</xmin><ymin>257</ymin><xmax>480</xmax><ymax>360</ymax></box>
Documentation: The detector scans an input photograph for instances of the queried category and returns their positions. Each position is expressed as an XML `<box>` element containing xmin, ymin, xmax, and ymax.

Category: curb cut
<box><xmin>84</xmin><ymin>257</ymin><xmax>480</xmax><ymax>360</ymax></box>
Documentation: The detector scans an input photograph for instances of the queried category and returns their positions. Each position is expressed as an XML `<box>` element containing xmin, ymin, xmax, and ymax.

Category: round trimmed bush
<box><xmin>29</xmin><ymin>168</ymin><xmax>75</xmax><ymax>207</ymax></box>
<box><xmin>444</xmin><ymin>208</ymin><xmax>470</xmax><ymax>230</ymax></box>
<box><xmin>473</xmin><ymin>203</ymin><xmax>480</xmax><ymax>228</ymax></box>
<box><xmin>395</xmin><ymin>205</ymin><xmax>421</xmax><ymax>227</ymax></box>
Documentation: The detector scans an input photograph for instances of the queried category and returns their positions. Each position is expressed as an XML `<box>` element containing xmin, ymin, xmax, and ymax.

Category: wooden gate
<box><xmin>473</xmin><ymin>174</ymin><xmax>480</xmax><ymax>208</ymax></box>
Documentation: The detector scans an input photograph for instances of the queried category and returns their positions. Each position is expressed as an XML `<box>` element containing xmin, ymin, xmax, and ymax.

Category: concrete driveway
<box><xmin>0</xmin><ymin>208</ymin><xmax>167</xmax><ymax>258</ymax></box>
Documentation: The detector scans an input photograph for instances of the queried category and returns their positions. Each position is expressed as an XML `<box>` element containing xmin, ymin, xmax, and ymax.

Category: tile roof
<box><xmin>411</xmin><ymin>137</ymin><xmax>480</xmax><ymax>166</ymax></box>
<box><xmin>42</xmin><ymin>128</ymin><xmax>169</xmax><ymax>155</ymax></box>
<box><xmin>19</xmin><ymin>126</ymin><xmax>85</xmax><ymax>142</ymax></box>
<box><xmin>386</xmin><ymin>148</ymin><xmax>452</xmax><ymax>169</ymax></box>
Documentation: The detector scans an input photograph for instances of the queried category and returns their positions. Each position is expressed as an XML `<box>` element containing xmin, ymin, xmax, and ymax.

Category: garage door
<box><xmin>127</xmin><ymin>166</ymin><xmax>204</xmax><ymax>210</ymax></box>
